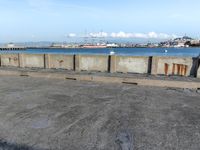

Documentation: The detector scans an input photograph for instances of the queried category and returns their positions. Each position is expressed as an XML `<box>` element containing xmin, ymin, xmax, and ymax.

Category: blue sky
<box><xmin>0</xmin><ymin>0</ymin><xmax>200</xmax><ymax>42</ymax></box>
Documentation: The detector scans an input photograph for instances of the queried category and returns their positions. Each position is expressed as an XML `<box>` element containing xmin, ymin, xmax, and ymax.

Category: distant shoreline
<box><xmin>26</xmin><ymin>46</ymin><xmax>200</xmax><ymax>49</ymax></box>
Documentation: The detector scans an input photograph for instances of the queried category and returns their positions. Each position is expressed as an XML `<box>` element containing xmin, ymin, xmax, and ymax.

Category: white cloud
<box><xmin>158</xmin><ymin>33</ymin><xmax>177</xmax><ymax>39</ymax></box>
<box><xmin>111</xmin><ymin>32</ymin><xmax>133</xmax><ymax>38</ymax></box>
<box><xmin>67</xmin><ymin>33</ymin><xmax>76</xmax><ymax>38</ymax></box>
<box><xmin>75</xmin><ymin>31</ymin><xmax>177</xmax><ymax>40</ymax></box>
<box><xmin>110</xmin><ymin>31</ymin><xmax>177</xmax><ymax>39</ymax></box>
<box><xmin>133</xmin><ymin>33</ymin><xmax>148</xmax><ymax>38</ymax></box>
<box><xmin>89</xmin><ymin>32</ymin><xmax>108</xmax><ymax>38</ymax></box>
<box><xmin>148</xmin><ymin>32</ymin><xmax>158</xmax><ymax>38</ymax></box>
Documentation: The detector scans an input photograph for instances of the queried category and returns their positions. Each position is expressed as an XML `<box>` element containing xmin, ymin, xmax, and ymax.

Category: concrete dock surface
<box><xmin>0</xmin><ymin>67</ymin><xmax>200</xmax><ymax>89</ymax></box>
<box><xmin>0</xmin><ymin>76</ymin><xmax>200</xmax><ymax>150</ymax></box>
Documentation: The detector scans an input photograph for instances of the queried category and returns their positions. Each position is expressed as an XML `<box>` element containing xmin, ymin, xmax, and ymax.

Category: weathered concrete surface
<box><xmin>0</xmin><ymin>54</ymin><xmax>19</xmax><ymax>67</ymax></box>
<box><xmin>23</xmin><ymin>54</ymin><xmax>45</xmax><ymax>68</ymax></box>
<box><xmin>1</xmin><ymin>54</ymin><xmax>199</xmax><ymax>78</ymax></box>
<box><xmin>18</xmin><ymin>54</ymin><xmax>25</xmax><ymax>68</ymax></box>
<box><xmin>78</xmin><ymin>55</ymin><xmax>109</xmax><ymax>72</ymax></box>
<box><xmin>48</xmin><ymin>54</ymin><xmax>74</xmax><ymax>70</ymax></box>
<box><xmin>197</xmin><ymin>66</ymin><xmax>200</xmax><ymax>78</ymax></box>
<box><xmin>152</xmin><ymin>57</ymin><xmax>193</xmax><ymax>76</ymax></box>
<box><xmin>116</xmin><ymin>56</ymin><xmax>149</xmax><ymax>74</ymax></box>
<box><xmin>1</xmin><ymin>67</ymin><xmax>200</xmax><ymax>89</ymax></box>
<box><xmin>0</xmin><ymin>76</ymin><xmax>200</xmax><ymax>150</ymax></box>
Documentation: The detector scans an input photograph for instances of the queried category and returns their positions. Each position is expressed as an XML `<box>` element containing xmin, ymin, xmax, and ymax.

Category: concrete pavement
<box><xmin>0</xmin><ymin>67</ymin><xmax>200</xmax><ymax>89</ymax></box>
<box><xmin>0</xmin><ymin>76</ymin><xmax>200</xmax><ymax>150</ymax></box>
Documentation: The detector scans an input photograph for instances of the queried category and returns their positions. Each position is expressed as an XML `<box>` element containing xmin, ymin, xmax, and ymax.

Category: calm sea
<box><xmin>1</xmin><ymin>48</ymin><xmax>200</xmax><ymax>57</ymax></box>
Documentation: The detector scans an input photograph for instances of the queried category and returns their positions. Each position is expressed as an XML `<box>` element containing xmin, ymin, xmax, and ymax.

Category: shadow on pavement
<box><xmin>0</xmin><ymin>140</ymin><xmax>46</xmax><ymax>150</ymax></box>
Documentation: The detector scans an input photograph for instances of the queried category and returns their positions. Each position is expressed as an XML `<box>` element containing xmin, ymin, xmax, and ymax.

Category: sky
<box><xmin>0</xmin><ymin>0</ymin><xmax>200</xmax><ymax>42</ymax></box>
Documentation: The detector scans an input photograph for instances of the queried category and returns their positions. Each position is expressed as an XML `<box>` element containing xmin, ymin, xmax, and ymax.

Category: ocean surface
<box><xmin>1</xmin><ymin>48</ymin><xmax>200</xmax><ymax>57</ymax></box>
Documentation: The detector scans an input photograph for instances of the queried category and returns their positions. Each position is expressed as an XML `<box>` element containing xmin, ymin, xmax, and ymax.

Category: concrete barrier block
<box><xmin>153</xmin><ymin>57</ymin><xmax>193</xmax><ymax>76</ymax></box>
<box><xmin>49</xmin><ymin>54</ymin><xmax>74</xmax><ymax>70</ymax></box>
<box><xmin>116</xmin><ymin>56</ymin><xmax>149</xmax><ymax>74</ymax></box>
<box><xmin>23</xmin><ymin>54</ymin><xmax>45</xmax><ymax>68</ymax></box>
<box><xmin>151</xmin><ymin>57</ymin><xmax>159</xmax><ymax>75</ymax></box>
<box><xmin>0</xmin><ymin>54</ymin><xmax>19</xmax><ymax>67</ymax></box>
<box><xmin>79</xmin><ymin>55</ymin><xmax>109</xmax><ymax>72</ymax></box>
<box><xmin>197</xmin><ymin>66</ymin><xmax>200</xmax><ymax>78</ymax></box>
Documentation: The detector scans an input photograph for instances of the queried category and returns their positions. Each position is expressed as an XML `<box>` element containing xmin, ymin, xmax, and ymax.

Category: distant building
<box><xmin>106</xmin><ymin>43</ymin><xmax>119</xmax><ymax>48</ymax></box>
<box><xmin>50</xmin><ymin>43</ymin><xmax>80</xmax><ymax>48</ymax></box>
<box><xmin>191</xmin><ymin>40</ymin><xmax>200</xmax><ymax>45</ymax></box>
<box><xmin>51</xmin><ymin>43</ymin><xmax>64</xmax><ymax>48</ymax></box>
<box><xmin>159</xmin><ymin>36</ymin><xmax>196</xmax><ymax>48</ymax></box>
<box><xmin>5</xmin><ymin>43</ymin><xmax>15</xmax><ymax>48</ymax></box>
<box><xmin>174</xmin><ymin>42</ymin><xmax>186</xmax><ymax>48</ymax></box>
<box><xmin>174</xmin><ymin>36</ymin><xmax>193</xmax><ymax>42</ymax></box>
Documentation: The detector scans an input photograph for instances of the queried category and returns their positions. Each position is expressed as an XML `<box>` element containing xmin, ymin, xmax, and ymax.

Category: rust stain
<box><xmin>59</xmin><ymin>60</ymin><xmax>64</xmax><ymax>64</ymax></box>
<box><xmin>58</xmin><ymin>60</ymin><xmax>64</xmax><ymax>67</ymax></box>
<box><xmin>177</xmin><ymin>64</ymin><xmax>181</xmax><ymax>75</ymax></box>
<box><xmin>8</xmin><ymin>58</ymin><xmax>12</xmax><ymax>63</ymax></box>
<box><xmin>14</xmin><ymin>57</ymin><xmax>18</xmax><ymax>61</ymax></box>
<box><xmin>164</xmin><ymin>63</ymin><xmax>169</xmax><ymax>75</ymax></box>
<box><xmin>170</xmin><ymin>63</ymin><xmax>188</xmax><ymax>76</ymax></box>
<box><xmin>180</xmin><ymin>65</ymin><xmax>185</xmax><ymax>76</ymax></box>
<box><xmin>184</xmin><ymin>65</ymin><xmax>188</xmax><ymax>76</ymax></box>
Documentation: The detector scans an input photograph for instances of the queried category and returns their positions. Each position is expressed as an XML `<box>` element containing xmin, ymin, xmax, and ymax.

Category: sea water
<box><xmin>1</xmin><ymin>47</ymin><xmax>200</xmax><ymax>57</ymax></box>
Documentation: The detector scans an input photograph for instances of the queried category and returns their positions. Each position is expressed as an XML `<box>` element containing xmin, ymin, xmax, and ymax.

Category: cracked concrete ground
<box><xmin>0</xmin><ymin>76</ymin><xmax>200</xmax><ymax>150</ymax></box>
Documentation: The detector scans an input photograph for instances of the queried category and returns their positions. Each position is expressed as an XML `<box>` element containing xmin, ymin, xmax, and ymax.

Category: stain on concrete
<box><xmin>0</xmin><ymin>139</ymin><xmax>45</xmax><ymax>150</ymax></box>
<box><xmin>47</xmin><ymin>94</ymin><xmax>72</xmax><ymax>102</ymax></box>
<box><xmin>116</xmin><ymin>130</ymin><xmax>134</xmax><ymax>150</ymax></box>
<box><xmin>26</xmin><ymin>104</ymin><xmax>38</xmax><ymax>110</ymax></box>
<box><xmin>31</xmin><ymin>117</ymin><xmax>51</xmax><ymax>129</ymax></box>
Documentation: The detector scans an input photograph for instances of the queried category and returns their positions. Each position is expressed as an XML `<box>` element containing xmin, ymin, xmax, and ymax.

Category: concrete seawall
<box><xmin>0</xmin><ymin>53</ymin><xmax>200</xmax><ymax>78</ymax></box>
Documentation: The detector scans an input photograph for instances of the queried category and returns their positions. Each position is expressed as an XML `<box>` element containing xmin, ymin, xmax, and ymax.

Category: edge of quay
<box><xmin>0</xmin><ymin>68</ymin><xmax>200</xmax><ymax>89</ymax></box>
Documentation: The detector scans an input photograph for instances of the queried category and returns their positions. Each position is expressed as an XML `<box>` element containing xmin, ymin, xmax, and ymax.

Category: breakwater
<box><xmin>0</xmin><ymin>46</ymin><xmax>26</xmax><ymax>50</ymax></box>
<box><xmin>0</xmin><ymin>53</ymin><xmax>200</xmax><ymax>78</ymax></box>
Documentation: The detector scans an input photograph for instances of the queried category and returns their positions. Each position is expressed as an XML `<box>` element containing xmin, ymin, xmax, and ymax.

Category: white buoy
<box><xmin>164</xmin><ymin>49</ymin><xmax>168</xmax><ymax>53</ymax></box>
<box><xmin>110</xmin><ymin>51</ymin><xmax>115</xmax><ymax>55</ymax></box>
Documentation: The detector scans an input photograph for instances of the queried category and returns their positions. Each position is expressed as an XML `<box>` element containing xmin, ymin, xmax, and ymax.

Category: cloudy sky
<box><xmin>0</xmin><ymin>0</ymin><xmax>200</xmax><ymax>42</ymax></box>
